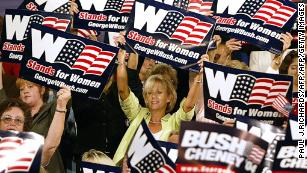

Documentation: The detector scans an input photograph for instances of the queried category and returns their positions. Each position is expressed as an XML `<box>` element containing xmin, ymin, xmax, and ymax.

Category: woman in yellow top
<box><xmin>113</xmin><ymin>46</ymin><xmax>205</xmax><ymax>165</ymax></box>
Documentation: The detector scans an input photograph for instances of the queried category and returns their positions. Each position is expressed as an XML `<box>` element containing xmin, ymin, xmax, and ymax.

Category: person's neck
<box><xmin>150</xmin><ymin>109</ymin><xmax>166</xmax><ymax>122</ymax></box>
<box><xmin>30</xmin><ymin>101</ymin><xmax>44</xmax><ymax>117</ymax></box>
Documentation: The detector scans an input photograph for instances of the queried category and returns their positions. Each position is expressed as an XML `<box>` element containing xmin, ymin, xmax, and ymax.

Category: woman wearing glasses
<box><xmin>0</xmin><ymin>63</ymin><xmax>71</xmax><ymax>173</ymax></box>
<box><xmin>0</xmin><ymin>98</ymin><xmax>31</xmax><ymax>132</ymax></box>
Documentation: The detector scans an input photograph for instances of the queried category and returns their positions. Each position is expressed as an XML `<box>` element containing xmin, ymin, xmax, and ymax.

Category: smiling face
<box><xmin>145</xmin><ymin>82</ymin><xmax>170</xmax><ymax>112</ymax></box>
<box><xmin>0</xmin><ymin>106</ymin><xmax>25</xmax><ymax>132</ymax></box>
<box><xmin>143</xmin><ymin>75</ymin><xmax>177</xmax><ymax>113</ymax></box>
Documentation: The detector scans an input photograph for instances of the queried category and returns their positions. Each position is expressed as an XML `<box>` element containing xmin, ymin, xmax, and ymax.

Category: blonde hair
<box><xmin>82</xmin><ymin>149</ymin><xmax>115</xmax><ymax>166</ymax></box>
<box><xmin>208</xmin><ymin>43</ymin><xmax>231</xmax><ymax>64</ymax></box>
<box><xmin>225</xmin><ymin>60</ymin><xmax>250</xmax><ymax>70</ymax></box>
<box><xmin>143</xmin><ymin>74</ymin><xmax>177</xmax><ymax>113</ymax></box>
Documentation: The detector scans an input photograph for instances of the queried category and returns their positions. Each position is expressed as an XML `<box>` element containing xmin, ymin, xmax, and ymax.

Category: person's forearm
<box><xmin>117</xmin><ymin>50</ymin><xmax>130</xmax><ymax>100</ymax></box>
<box><xmin>127</xmin><ymin>53</ymin><xmax>138</xmax><ymax>70</ymax></box>
<box><xmin>183</xmin><ymin>73</ymin><xmax>202</xmax><ymax>112</ymax></box>
<box><xmin>41</xmin><ymin>104</ymin><xmax>66</xmax><ymax>166</ymax></box>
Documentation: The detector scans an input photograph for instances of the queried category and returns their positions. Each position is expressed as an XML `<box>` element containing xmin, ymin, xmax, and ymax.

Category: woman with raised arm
<box><xmin>113</xmin><ymin>43</ymin><xmax>205</xmax><ymax>164</ymax></box>
<box><xmin>0</xmin><ymin>63</ymin><xmax>71</xmax><ymax>173</ymax></box>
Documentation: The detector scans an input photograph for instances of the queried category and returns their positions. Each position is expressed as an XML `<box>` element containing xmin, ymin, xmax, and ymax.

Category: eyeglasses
<box><xmin>0</xmin><ymin>115</ymin><xmax>24</xmax><ymax>125</ymax></box>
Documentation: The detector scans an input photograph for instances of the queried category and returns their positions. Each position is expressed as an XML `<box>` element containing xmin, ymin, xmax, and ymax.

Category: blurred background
<box><xmin>0</xmin><ymin>0</ymin><xmax>23</xmax><ymax>16</ymax></box>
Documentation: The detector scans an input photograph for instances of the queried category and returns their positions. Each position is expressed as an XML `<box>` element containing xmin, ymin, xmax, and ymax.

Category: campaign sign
<box><xmin>235</xmin><ymin>117</ymin><xmax>286</xmax><ymax>172</ymax></box>
<box><xmin>0</xmin><ymin>130</ymin><xmax>44</xmax><ymax>173</ymax></box>
<box><xmin>0</xmin><ymin>9</ymin><xmax>71</xmax><ymax>64</ymax></box>
<box><xmin>272</xmin><ymin>116</ymin><xmax>307</xmax><ymax>173</ymax></box>
<box><xmin>291</xmin><ymin>92</ymin><xmax>307</xmax><ymax>116</ymax></box>
<box><xmin>127</xmin><ymin>120</ymin><xmax>176</xmax><ymax>173</ymax></box>
<box><xmin>76</xmin><ymin>29</ymin><xmax>99</xmax><ymax>38</ymax></box>
<box><xmin>203</xmin><ymin>62</ymin><xmax>293</xmax><ymax>126</ymax></box>
<box><xmin>286</xmin><ymin>116</ymin><xmax>307</xmax><ymax>141</ymax></box>
<box><xmin>80</xmin><ymin>161</ymin><xmax>121</xmax><ymax>173</ymax></box>
<box><xmin>186</xmin><ymin>0</ymin><xmax>214</xmax><ymax>14</ymax></box>
<box><xmin>151</xmin><ymin>0</ymin><xmax>184</xmax><ymax>9</ymax></box>
<box><xmin>158</xmin><ymin>141</ymin><xmax>178</xmax><ymax>163</ymax></box>
<box><xmin>292</xmin><ymin>92</ymin><xmax>298</xmax><ymax>116</ymax></box>
<box><xmin>177</xmin><ymin>121</ymin><xmax>269</xmax><ymax>173</ymax></box>
<box><xmin>211</xmin><ymin>0</ymin><xmax>297</xmax><ymax>54</ymax></box>
<box><xmin>153</xmin><ymin>0</ymin><xmax>213</xmax><ymax>11</ymax></box>
<box><xmin>272</xmin><ymin>140</ymin><xmax>307</xmax><ymax>173</ymax></box>
<box><xmin>20</xmin><ymin>24</ymin><xmax>118</xmax><ymax>100</ymax></box>
<box><xmin>124</xmin><ymin>0</ymin><xmax>215</xmax><ymax>71</ymax></box>
<box><xmin>19</xmin><ymin>0</ymin><xmax>70</xmax><ymax>14</ymax></box>
<box><xmin>73</xmin><ymin>0</ymin><xmax>133</xmax><ymax>32</ymax></box>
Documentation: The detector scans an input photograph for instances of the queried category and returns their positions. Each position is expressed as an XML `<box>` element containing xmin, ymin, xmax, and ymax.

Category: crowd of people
<box><xmin>0</xmin><ymin>0</ymin><xmax>303</xmax><ymax>173</ymax></box>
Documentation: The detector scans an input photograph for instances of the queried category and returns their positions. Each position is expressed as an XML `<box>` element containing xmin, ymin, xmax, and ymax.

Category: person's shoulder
<box><xmin>38</xmin><ymin>101</ymin><xmax>55</xmax><ymax>116</ymax></box>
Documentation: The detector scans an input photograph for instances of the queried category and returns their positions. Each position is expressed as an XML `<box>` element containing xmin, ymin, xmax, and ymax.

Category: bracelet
<box><xmin>56</xmin><ymin>109</ymin><xmax>67</xmax><ymax>114</ymax></box>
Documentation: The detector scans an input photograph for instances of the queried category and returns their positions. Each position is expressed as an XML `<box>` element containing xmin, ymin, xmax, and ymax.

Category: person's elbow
<box><xmin>183</xmin><ymin>104</ymin><xmax>194</xmax><ymax>113</ymax></box>
<box><xmin>41</xmin><ymin>144</ymin><xmax>58</xmax><ymax>166</ymax></box>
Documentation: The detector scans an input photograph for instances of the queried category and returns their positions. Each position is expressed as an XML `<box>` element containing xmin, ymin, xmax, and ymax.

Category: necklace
<box><xmin>149</xmin><ymin>120</ymin><xmax>161</xmax><ymax>124</ymax></box>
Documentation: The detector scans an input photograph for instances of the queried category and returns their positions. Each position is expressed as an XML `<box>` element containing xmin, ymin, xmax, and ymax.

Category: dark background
<box><xmin>0</xmin><ymin>0</ymin><xmax>23</xmax><ymax>16</ymax></box>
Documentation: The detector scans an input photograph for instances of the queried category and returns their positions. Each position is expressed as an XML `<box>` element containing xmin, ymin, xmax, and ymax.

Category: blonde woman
<box><xmin>82</xmin><ymin>149</ymin><xmax>115</xmax><ymax>166</ymax></box>
<box><xmin>113</xmin><ymin>48</ymin><xmax>204</xmax><ymax>165</ymax></box>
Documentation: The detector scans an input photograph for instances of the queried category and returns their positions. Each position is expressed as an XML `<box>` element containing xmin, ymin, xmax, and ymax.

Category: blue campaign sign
<box><xmin>152</xmin><ymin>0</ymin><xmax>190</xmax><ymax>9</ymax></box>
<box><xmin>0</xmin><ymin>9</ymin><xmax>72</xmax><ymax>64</ymax></box>
<box><xmin>158</xmin><ymin>141</ymin><xmax>178</xmax><ymax>163</ymax></box>
<box><xmin>80</xmin><ymin>162</ymin><xmax>121</xmax><ymax>173</ymax></box>
<box><xmin>185</xmin><ymin>0</ymin><xmax>214</xmax><ymax>14</ymax></box>
<box><xmin>235</xmin><ymin>116</ymin><xmax>286</xmax><ymax>172</ymax></box>
<box><xmin>203</xmin><ymin>62</ymin><xmax>293</xmax><ymax>126</ymax></box>
<box><xmin>286</xmin><ymin>116</ymin><xmax>307</xmax><ymax>141</ymax></box>
<box><xmin>0</xmin><ymin>130</ymin><xmax>44</xmax><ymax>173</ymax></box>
<box><xmin>211</xmin><ymin>0</ymin><xmax>297</xmax><ymax>54</ymax></box>
<box><xmin>272</xmin><ymin>116</ymin><xmax>307</xmax><ymax>173</ymax></box>
<box><xmin>20</xmin><ymin>24</ymin><xmax>118</xmax><ymax>100</ymax></box>
<box><xmin>124</xmin><ymin>0</ymin><xmax>215</xmax><ymax>71</ymax></box>
<box><xmin>73</xmin><ymin>0</ymin><xmax>134</xmax><ymax>32</ymax></box>
<box><xmin>127</xmin><ymin>120</ymin><xmax>176</xmax><ymax>173</ymax></box>
<box><xmin>272</xmin><ymin>139</ymin><xmax>307</xmax><ymax>173</ymax></box>
<box><xmin>18</xmin><ymin>0</ymin><xmax>70</xmax><ymax>14</ymax></box>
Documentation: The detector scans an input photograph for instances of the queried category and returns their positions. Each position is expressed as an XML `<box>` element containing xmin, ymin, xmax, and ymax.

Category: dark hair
<box><xmin>279</xmin><ymin>50</ymin><xmax>298</xmax><ymax>75</ymax></box>
<box><xmin>0</xmin><ymin>99</ymin><xmax>32</xmax><ymax>131</ymax></box>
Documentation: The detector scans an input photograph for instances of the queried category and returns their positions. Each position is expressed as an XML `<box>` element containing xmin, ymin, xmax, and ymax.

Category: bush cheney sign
<box><xmin>177</xmin><ymin>121</ymin><xmax>269</xmax><ymax>173</ymax></box>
